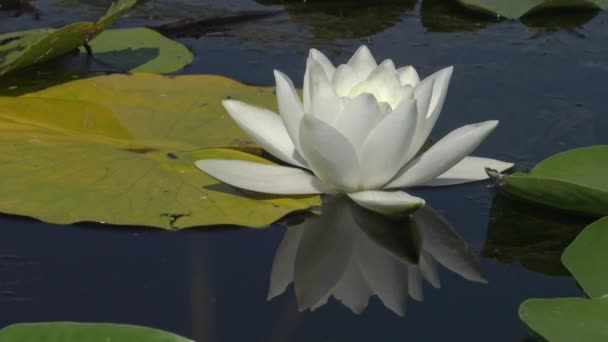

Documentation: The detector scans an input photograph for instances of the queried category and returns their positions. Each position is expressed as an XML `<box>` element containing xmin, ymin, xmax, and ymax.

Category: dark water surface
<box><xmin>1</xmin><ymin>1</ymin><xmax>607</xmax><ymax>341</ymax></box>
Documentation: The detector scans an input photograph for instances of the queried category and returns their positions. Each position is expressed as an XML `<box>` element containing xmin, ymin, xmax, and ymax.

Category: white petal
<box><xmin>195</xmin><ymin>159</ymin><xmax>328</xmax><ymax>195</ymax></box>
<box><xmin>348</xmin><ymin>190</ymin><xmax>425</xmax><ymax>216</ymax></box>
<box><xmin>332</xmin><ymin>259</ymin><xmax>372</xmax><ymax>314</ymax></box>
<box><xmin>222</xmin><ymin>100</ymin><xmax>307</xmax><ymax>168</ymax></box>
<box><xmin>310</xmin><ymin>48</ymin><xmax>336</xmax><ymax>80</ymax></box>
<box><xmin>348</xmin><ymin>63</ymin><xmax>403</xmax><ymax>108</ymax></box>
<box><xmin>420</xmin><ymin>156</ymin><xmax>514</xmax><ymax>186</ymax></box>
<box><xmin>268</xmin><ymin>227</ymin><xmax>305</xmax><ymax>300</ymax></box>
<box><xmin>347</xmin><ymin>45</ymin><xmax>377</xmax><ymax>80</ymax></box>
<box><xmin>385</xmin><ymin>120</ymin><xmax>499</xmax><ymax>189</ymax></box>
<box><xmin>379</xmin><ymin>59</ymin><xmax>396</xmax><ymax>72</ymax></box>
<box><xmin>294</xmin><ymin>198</ymin><xmax>355</xmax><ymax>311</ymax></box>
<box><xmin>274</xmin><ymin>70</ymin><xmax>305</xmax><ymax>155</ymax></box>
<box><xmin>406</xmin><ymin>66</ymin><xmax>454</xmax><ymax>160</ymax></box>
<box><xmin>309</xmin><ymin>59</ymin><xmax>343</xmax><ymax>126</ymax></box>
<box><xmin>334</xmin><ymin>93</ymin><xmax>384</xmax><ymax>149</ymax></box>
<box><xmin>407</xmin><ymin>265</ymin><xmax>424</xmax><ymax>302</ymax></box>
<box><xmin>397</xmin><ymin>66</ymin><xmax>420</xmax><ymax>86</ymax></box>
<box><xmin>331</xmin><ymin>64</ymin><xmax>361</xmax><ymax>97</ymax></box>
<box><xmin>303</xmin><ymin>49</ymin><xmax>336</xmax><ymax>112</ymax></box>
<box><xmin>299</xmin><ymin>113</ymin><xmax>361</xmax><ymax>192</ymax></box>
<box><xmin>356</xmin><ymin>237</ymin><xmax>409</xmax><ymax>316</ymax></box>
<box><xmin>359</xmin><ymin>100</ymin><xmax>418</xmax><ymax>189</ymax></box>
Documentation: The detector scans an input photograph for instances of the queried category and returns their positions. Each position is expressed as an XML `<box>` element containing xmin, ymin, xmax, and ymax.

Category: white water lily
<box><xmin>196</xmin><ymin>46</ymin><xmax>513</xmax><ymax>215</ymax></box>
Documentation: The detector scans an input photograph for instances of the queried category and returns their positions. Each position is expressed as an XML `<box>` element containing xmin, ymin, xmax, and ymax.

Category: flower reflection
<box><xmin>268</xmin><ymin>196</ymin><xmax>487</xmax><ymax>316</ymax></box>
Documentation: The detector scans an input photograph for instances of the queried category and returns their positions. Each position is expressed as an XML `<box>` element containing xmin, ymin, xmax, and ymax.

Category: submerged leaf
<box><xmin>0</xmin><ymin>322</ymin><xmax>192</xmax><ymax>342</ymax></box>
<box><xmin>489</xmin><ymin>146</ymin><xmax>608</xmax><ymax>217</ymax></box>
<box><xmin>0</xmin><ymin>73</ymin><xmax>319</xmax><ymax>229</ymax></box>
<box><xmin>85</xmin><ymin>28</ymin><xmax>193</xmax><ymax>73</ymax></box>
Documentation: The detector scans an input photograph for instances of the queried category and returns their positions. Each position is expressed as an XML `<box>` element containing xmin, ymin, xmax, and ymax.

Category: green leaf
<box><xmin>85</xmin><ymin>28</ymin><xmax>193</xmax><ymax>73</ymax></box>
<box><xmin>457</xmin><ymin>0</ymin><xmax>608</xmax><ymax>19</ymax></box>
<box><xmin>482</xmin><ymin>195</ymin><xmax>591</xmax><ymax>276</ymax></box>
<box><xmin>562</xmin><ymin>217</ymin><xmax>608</xmax><ymax>298</ymax></box>
<box><xmin>0</xmin><ymin>322</ymin><xmax>192</xmax><ymax>342</ymax></box>
<box><xmin>0</xmin><ymin>0</ymin><xmax>136</xmax><ymax>77</ymax></box>
<box><xmin>519</xmin><ymin>297</ymin><xmax>608</xmax><ymax>342</ymax></box>
<box><xmin>489</xmin><ymin>146</ymin><xmax>608</xmax><ymax>217</ymax></box>
<box><xmin>0</xmin><ymin>73</ymin><xmax>319</xmax><ymax>229</ymax></box>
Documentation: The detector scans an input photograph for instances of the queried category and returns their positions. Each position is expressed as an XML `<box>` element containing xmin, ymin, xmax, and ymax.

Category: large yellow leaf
<box><xmin>0</xmin><ymin>73</ymin><xmax>319</xmax><ymax>229</ymax></box>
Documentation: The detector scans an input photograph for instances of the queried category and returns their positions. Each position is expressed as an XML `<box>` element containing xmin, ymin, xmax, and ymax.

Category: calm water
<box><xmin>1</xmin><ymin>1</ymin><xmax>607</xmax><ymax>341</ymax></box>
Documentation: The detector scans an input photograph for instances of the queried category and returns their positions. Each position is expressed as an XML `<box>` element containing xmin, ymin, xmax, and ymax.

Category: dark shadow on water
<box><xmin>482</xmin><ymin>194</ymin><xmax>595</xmax><ymax>276</ymax></box>
<box><xmin>256</xmin><ymin>0</ymin><xmax>416</xmax><ymax>39</ymax></box>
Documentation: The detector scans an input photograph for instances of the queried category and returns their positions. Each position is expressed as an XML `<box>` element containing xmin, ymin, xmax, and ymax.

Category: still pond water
<box><xmin>1</xmin><ymin>0</ymin><xmax>607</xmax><ymax>341</ymax></box>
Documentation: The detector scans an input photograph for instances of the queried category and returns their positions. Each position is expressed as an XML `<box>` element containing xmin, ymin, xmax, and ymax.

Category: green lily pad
<box><xmin>489</xmin><ymin>146</ymin><xmax>608</xmax><ymax>217</ymax></box>
<box><xmin>519</xmin><ymin>297</ymin><xmax>608</xmax><ymax>342</ymax></box>
<box><xmin>562</xmin><ymin>216</ymin><xmax>608</xmax><ymax>298</ymax></box>
<box><xmin>84</xmin><ymin>27</ymin><xmax>193</xmax><ymax>73</ymax></box>
<box><xmin>519</xmin><ymin>217</ymin><xmax>608</xmax><ymax>341</ymax></box>
<box><xmin>457</xmin><ymin>0</ymin><xmax>608</xmax><ymax>19</ymax></box>
<box><xmin>0</xmin><ymin>73</ymin><xmax>319</xmax><ymax>229</ymax></box>
<box><xmin>0</xmin><ymin>322</ymin><xmax>192</xmax><ymax>342</ymax></box>
<box><xmin>0</xmin><ymin>0</ymin><xmax>136</xmax><ymax>77</ymax></box>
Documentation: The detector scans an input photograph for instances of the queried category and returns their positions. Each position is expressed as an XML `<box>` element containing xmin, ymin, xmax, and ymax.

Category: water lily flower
<box><xmin>268</xmin><ymin>196</ymin><xmax>487</xmax><ymax>316</ymax></box>
<box><xmin>196</xmin><ymin>46</ymin><xmax>512</xmax><ymax>215</ymax></box>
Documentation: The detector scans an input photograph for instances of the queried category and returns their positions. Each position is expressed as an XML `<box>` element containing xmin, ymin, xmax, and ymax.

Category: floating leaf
<box><xmin>562</xmin><ymin>216</ymin><xmax>608</xmax><ymax>298</ymax></box>
<box><xmin>0</xmin><ymin>0</ymin><xmax>136</xmax><ymax>77</ymax></box>
<box><xmin>0</xmin><ymin>322</ymin><xmax>192</xmax><ymax>342</ymax></box>
<box><xmin>0</xmin><ymin>73</ymin><xmax>319</xmax><ymax>229</ymax></box>
<box><xmin>488</xmin><ymin>146</ymin><xmax>608</xmax><ymax>217</ymax></box>
<box><xmin>84</xmin><ymin>28</ymin><xmax>193</xmax><ymax>73</ymax></box>
<box><xmin>520</xmin><ymin>297</ymin><xmax>608</xmax><ymax>342</ymax></box>
<box><xmin>519</xmin><ymin>217</ymin><xmax>608</xmax><ymax>341</ymax></box>
<box><xmin>457</xmin><ymin>0</ymin><xmax>608</xmax><ymax>19</ymax></box>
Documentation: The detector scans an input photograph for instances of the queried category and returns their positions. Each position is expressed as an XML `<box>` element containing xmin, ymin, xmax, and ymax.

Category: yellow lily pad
<box><xmin>0</xmin><ymin>73</ymin><xmax>319</xmax><ymax>229</ymax></box>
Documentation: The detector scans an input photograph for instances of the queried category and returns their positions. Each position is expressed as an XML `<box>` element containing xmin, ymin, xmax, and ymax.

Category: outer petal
<box><xmin>334</xmin><ymin>93</ymin><xmax>384</xmax><ymax>149</ymax></box>
<box><xmin>195</xmin><ymin>159</ymin><xmax>328</xmax><ymax>195</ymax></box>
<box><xmin>268</xmin><ymin>227</ymin><xmax>305</xmax><ymax>300</ymax></box>
<box><xmin>406</xmin><ymin>66</ymin><xmax>454</xmax><ymax>161</ymax></box>
<box><xmin>299</xmin><ymin>113</ymin><xmax>361</xmax><ymax>192</ymax></box>
<box><xmin>385</xmin><ymin>120</ymin><xmax>499</xmax><ymax>189</ymax></box>
<box><xmin>222</xmin><ymin>100</ymin><xmax>307</xmax><ymax>168</ymax></box>
<box><xmin>348</xmin><ymin>190</ymin><xmax>425</xmax><ymax>216</ymax></box>
<box><xmin>303</xmin><ymin>49</ymin><xmax>336</xmax><ymax>112</ymax></box>
<box><xmin>274</xmin><ymin>70</ymin><xmax>305</xmax><ymax>154</ymax></box>
<box><xmin>397</xmin><ymin>66</ymin><xmax>420</xmax><ymax>86</ymax></box>
<box><xmin>347</xmin><ymin>45</ymin><xmax>377</xmax><ymax>80</ymax></box>
<box><xmin>420</xmin><ymin>156</ymin><xmax>514</xmax><ymax>186</ymax></box>
<box><xmin>359</xmin><ymin>100</ymin><xmax>418</xmax><ymax>189</ymax></box>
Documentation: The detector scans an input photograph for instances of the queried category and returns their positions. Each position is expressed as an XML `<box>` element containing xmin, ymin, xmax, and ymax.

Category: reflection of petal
<box><xmin>407</xmin><ymin>265</ymin><xmax>424</xmax><ymax>302</ymax></box>
<box><xmin>294</xmin><ymin>197</ymin><xmax>355</xmax><ymax>311</ymax></box>
<box><xmin>357</xmin><ymin>229</ymin><xmax>409</xmax><ymax>316</ymax></box>
<box><xmin>419</xmin><ymin>156</ymin><xmax>514</xmax><ymax>186</ymax></box>
<box><xmin>419</xmin><ymin>252</ymin><xmax>441</xmax><ymax>288</ymax></box>
<box><xmin>268</xmin><ymin>227</ymin><xmax>305</xmax><ymax>300</ymax></box>
<box><xmin>332</xmin><ymin>258</ymin><xmax>372</xmax><ymax>314</ymax></box>
<box><xmin>386</xmin><ymin>120</ymin><xmax>499</xmax><ymax>188</ymax></box>
<box><xmin>414</xmin><ymin>206</ymin><xmax>488</xmax><ymax>283</ymax></box>
<box><xmin>348</xmin><ymin>190</ymin><xmax>425</xmax><ymax>216</ymax></box>
<box><xmin>194</xmin><ymin>160</ymin><xmax>327</xmax><ymax>195</ymax></box>
<box><xmin>222</xmin><ymin>99</ymin><xmax>307</xmax><ymax>167</ymax></box>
